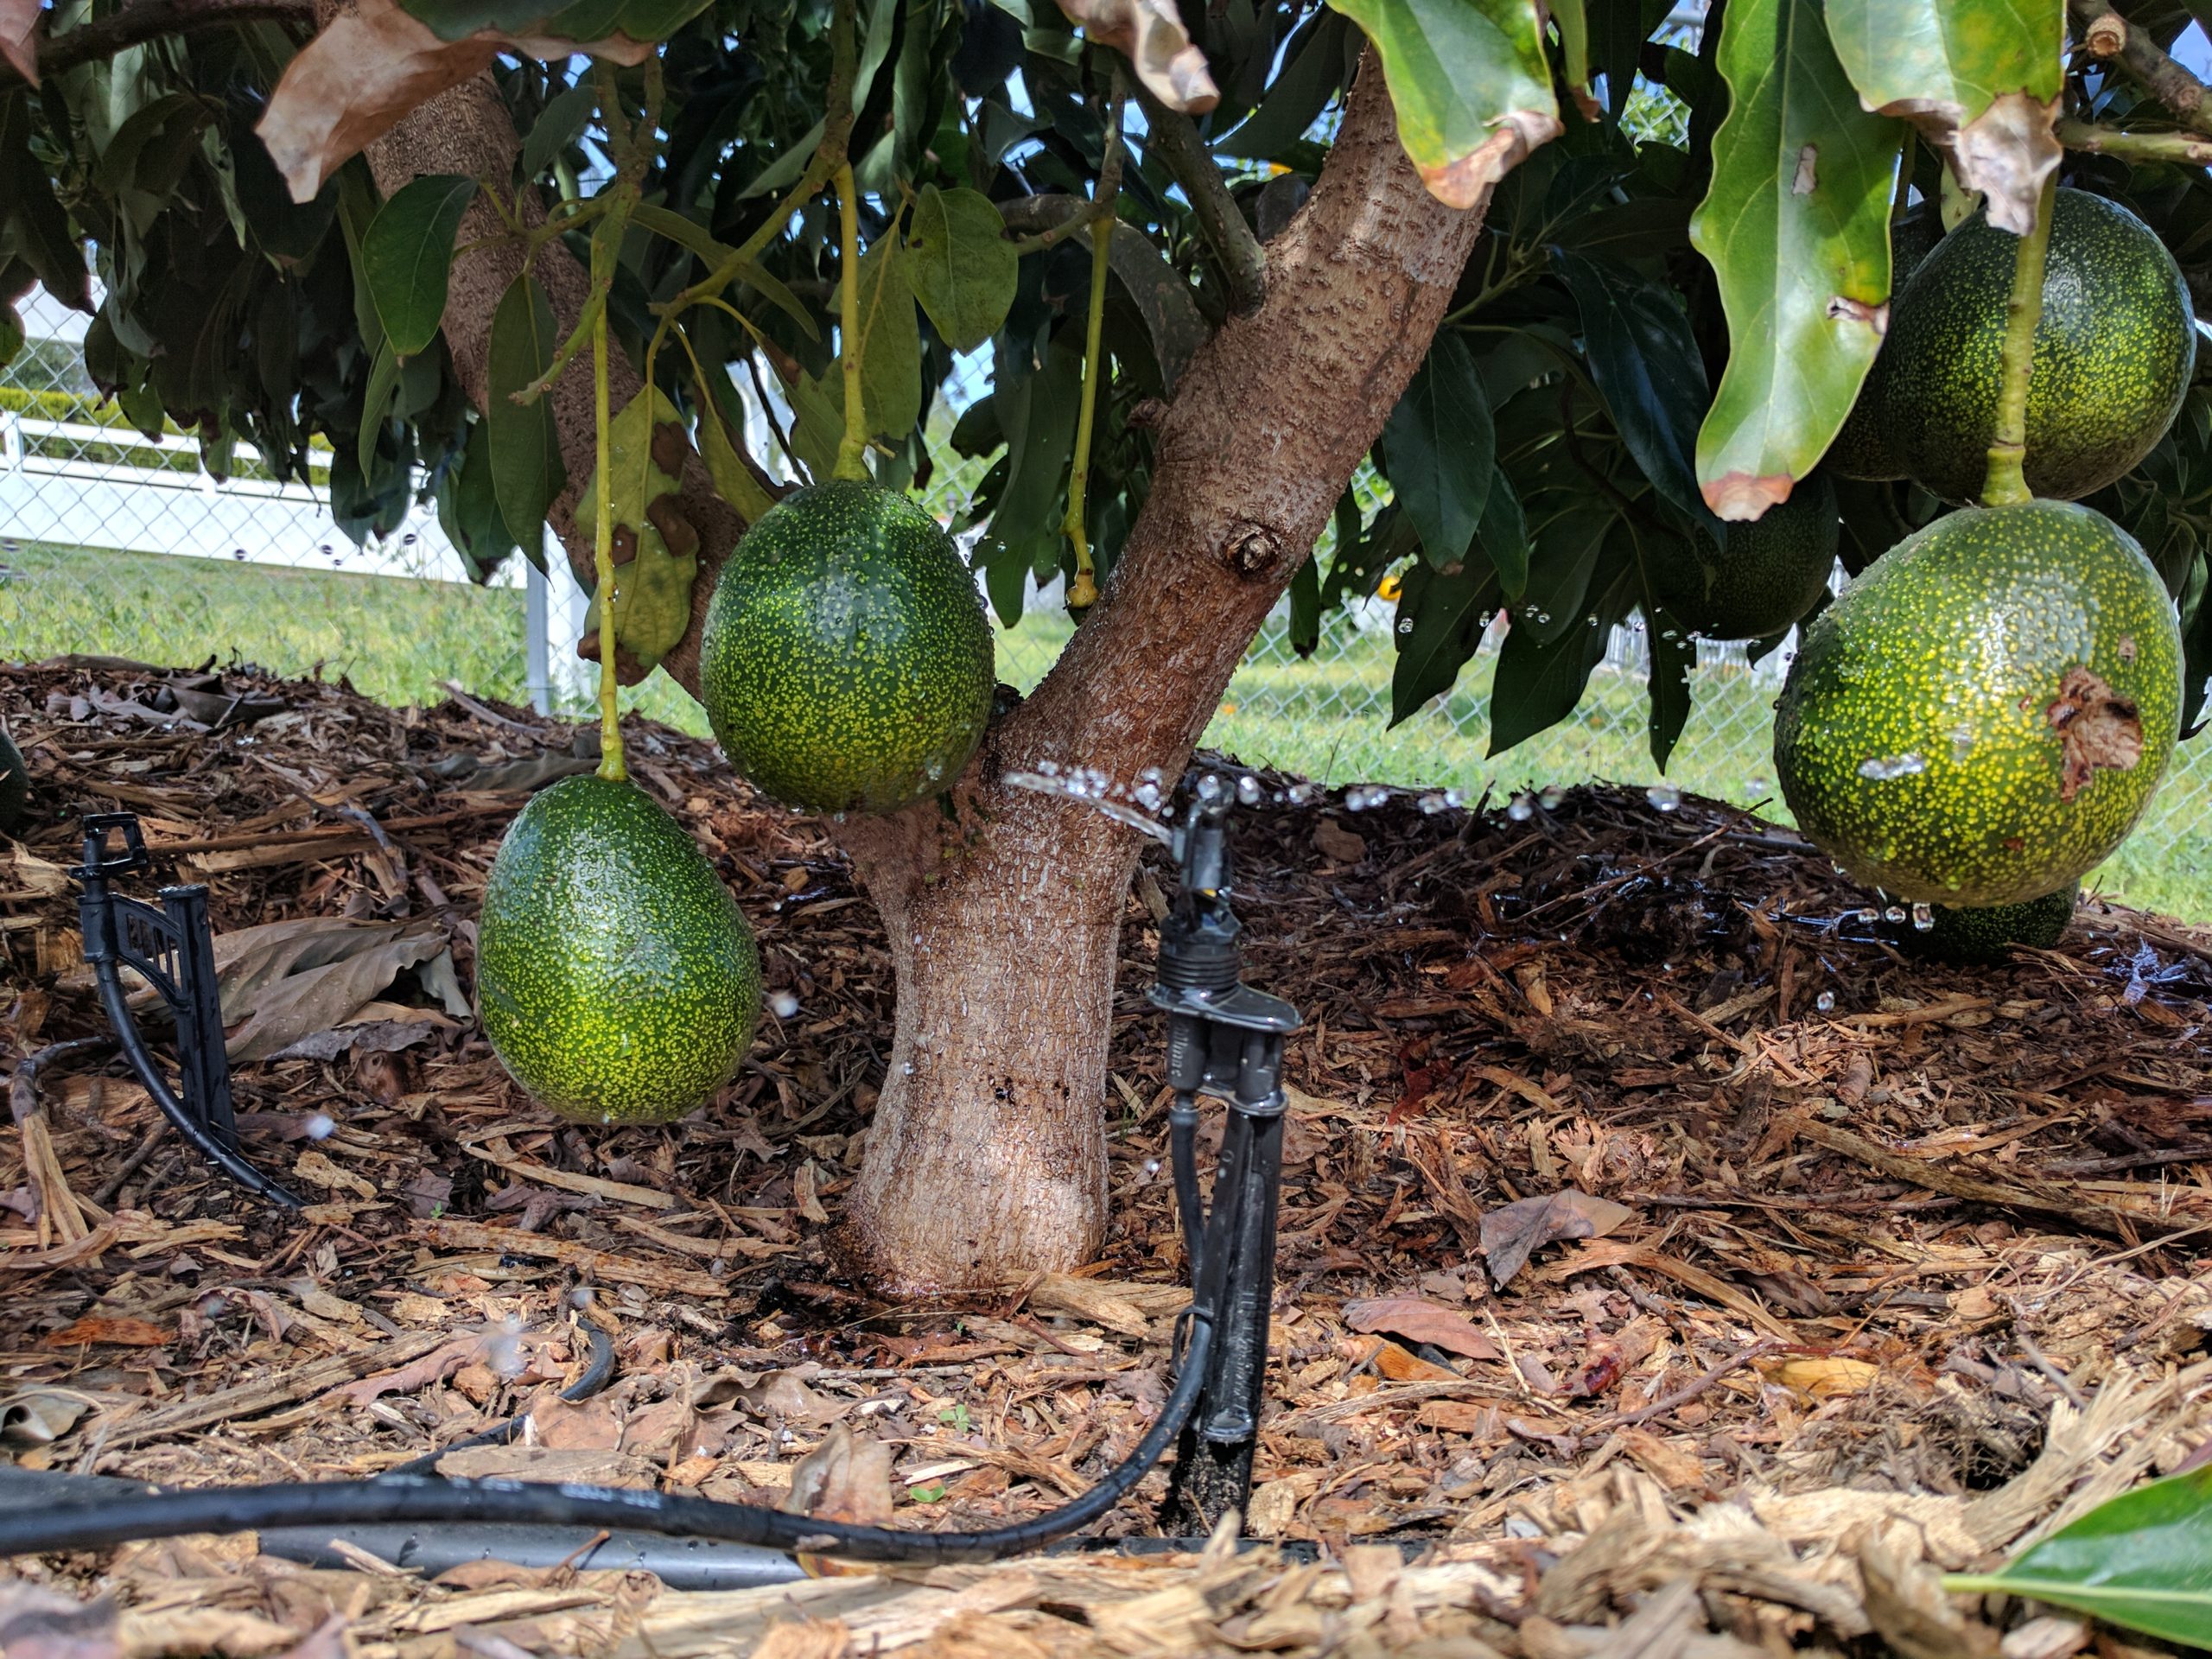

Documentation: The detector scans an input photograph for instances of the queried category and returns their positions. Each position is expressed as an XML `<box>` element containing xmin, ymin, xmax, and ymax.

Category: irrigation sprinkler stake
<box><xmin>1153</xmin><ymin>785</ymin><xmax>1300</xmax><ymax>1529</ymax></box>
<box><xmin>71</xmin><ymin>812</ymin><xmax>302</xmax><ymax>1209</ymax></box>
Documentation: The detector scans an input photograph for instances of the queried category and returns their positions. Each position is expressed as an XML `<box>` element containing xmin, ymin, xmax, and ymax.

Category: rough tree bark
<box><xmin>830</xmin><ymin>57</ymin><xmax>1502</xmax><ymax>1294</ymax></box>
<box><xmin>359</xmin><ymin>41</ymin><xmax>1505</xmax><ymax>1294</ymax></box>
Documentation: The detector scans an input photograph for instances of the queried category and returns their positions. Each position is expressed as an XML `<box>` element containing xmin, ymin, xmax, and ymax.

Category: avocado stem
<box><xmin>1980</xmin><ymin>173</ymin><xmax>2058</xmax><ymax>509</ymax></box>
<box><xmin>832</xmin><ymin>160</ymin><xmax>870</xmax><ymax>483</ymax></box>
<box><xmin>1062</xmin><ymin>81</ymin><xmax>1125</xmax><ymax>613</ymax></box>
<box><xmin>591</xmin><ymin>266</ymin><xmax>627</xmax><ymax>784</ymax></box>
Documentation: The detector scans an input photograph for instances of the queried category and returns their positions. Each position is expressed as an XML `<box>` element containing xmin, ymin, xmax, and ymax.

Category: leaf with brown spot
<box><xmin>1052</xmin><ymin>0</ymin><xmax>1217</xmax><ymax>112</ymax></box>
<box><xmin>2047</xmin><ymin>664</ymin><xmax>2143</xmax><ymax>804</ymax></box>
<box><xmin>0</xmin><ymin>0</ymin><xmax>35</xmax><ymax>83</ymax></box>
<box><xmin>1342</xmin><ymin>1295</ymin><xmax>1503</xmax><ymax>1360</ymax></box>
<box><xmin>256</xmin><ymin>0</ymin><xmax>660</xmax><ymax>203</ymax></box>
<box><xmin>41</xmin><ymin>1316</ymin><xmax>171</xmax><ymax>1348</ymax></box>
<box><xmin>1478</xmin><ymin>1188</ymin><xmax>1633</xmax><ymax>1287</ymax></box>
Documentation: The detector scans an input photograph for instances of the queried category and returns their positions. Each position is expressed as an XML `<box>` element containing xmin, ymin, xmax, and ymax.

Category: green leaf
<box><xmin>1690</xmin><ymin>0</ymin><xmax>1902</xmax><ymax>520</ymax></box>
<box><xmin>518</xmin><ymin>82</ymin><xmax>598</xmax><ymax>181</ymax></box>
<box><xmin>903</xmin><ymin>184</ymin><xmax>1017</xmax><ymax>353</ymax></box>
<box><xmin>1325</xmin><ymin>0</ymin><xmax>1562</xmax><ymax>207</ymax></box>
<box><xmin>1554</xmin><ymin>249</ymin><xmax>1718</xmax><ymax>534</ymax></box>
<box><xmin>1490</xmin><ymin>561</ymin><xmax>1629</xmax><ymax>754</ymax></box>
<box><xmin>1822</xmin><ymin>0</ymin><xmax>2063</xmax><ymax>235</ymax></box>
<box><xmin>1643</xmin><ymin>602</ymin><xmax>1694</xmax><ymax>767</ymax></box>
<box><xmin>360</xmin><ymin>175</ymin><xmax>476</xmax><ymax>357</ymax></box>
<box><xmin>1948</xmin><ymin>1466</ymin><xmax>2212</xmax><ymax>1650</ymax></box>
<box><xmin>1217</xmin><ymin>10</ymin><xmax>1353</xmax><ymax>159</ymax></box>
<box><xmin>1479</xmin><ymin>469</ymin><xmax>1530</xmax><ymax>601</ymax></box>
<box><xmin>830</xmin><ymin>236</ymin><xmax>924</xmax><ymax>442</ymax></box>
<box><xmin>1390</xmin><ymin>557</ymin><xmax>1503</xmax><ymax>724</ymax></box>
<box><xmin>629</xmin><ymin>202</ymin><xmax>818</xmax><ymax>340</ymax></box>
<box><xmin>1380</xmin><ymin>330</ymin><xmax>1494</xmax><ymax>571</ymax></box>
<box><xmin>973</xmin><ymin>339</ymin><xmax>1083</xmax><ymax>624</ymax></box>
<box><xmin>1552</xmin><ymin>0</ymin><xmax>1597</xmax><ymax>118</ymax></box>
<box><xmin>486</xmin><ymin>270</ymin><xmax>567</xmax><ymax>554</ymax></box>
<box><xmin>1288</xmin><ymin>556</ymin><xmax>1322</xmax><ymax>657</ymax></box>
<box><xmin>438</xmin><ymin>416</ymin><xmax>526</xmax><ymax>579</ymax></box>
<box><xmin>358</xmin><ymin>337</ymin><xmax>400</xmax><ymax>479</ymax></box>
<box><xmin>696</xmin><ymin>370</ymin><xmax>779</xmax><ymax>524</ymax></box>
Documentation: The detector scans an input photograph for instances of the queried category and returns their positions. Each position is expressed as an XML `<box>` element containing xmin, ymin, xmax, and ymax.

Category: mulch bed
<box><xmin>4</xmin><ymin>654</ymin><xmax>2212</xmax><ymax>1658</ymax></box>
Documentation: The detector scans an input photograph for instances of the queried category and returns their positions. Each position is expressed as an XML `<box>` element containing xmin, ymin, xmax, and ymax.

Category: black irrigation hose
<box><xmin>0</xmin><ymin>1315</ymin><xmax>1214</xmax><ymax>1566</ymax></box>
<box><xmin>379</xmin><ymin>1314</ymin><xmax>618</xmax><ymax>1480</ymax></box>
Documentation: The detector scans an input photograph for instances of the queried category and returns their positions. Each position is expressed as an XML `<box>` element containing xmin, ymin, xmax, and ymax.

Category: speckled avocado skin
<box><xmin>1882</xmin><ymin>188</ymin><xmax>2194</xmax><ymax>504</ymax></box>
<box><xmin>1901</xmin><ymin>881</ymin><xmax>2079</xmax><ymax>965</ymax></box>
<box><xmin>699</xmin><ymin>480</ymin><xmax>995</xmax><ymax>816</ymax></box>
<box><xmin>1675</xmin><ymin>472</ymin><xmax>1839</xmax><ymax>641</ymax></box>
<box><xmin>0</xmin><ymin>728</ymin><xmax>29</xmax><ymax>836</ymax></box>
<box><xmin>477</xmin><ymin>774</ymin><xmax>760</xmax><ymax>1124</ymax></box>
<box><xmin>1827</xmin><ymin>209</ymin><xmax>1947</xmax><ymax>483</ymax></box>
<box><xmin>1774</xmin><ymin>500</ymin><xmax>2180</xmax><ymax>906</ymax></box>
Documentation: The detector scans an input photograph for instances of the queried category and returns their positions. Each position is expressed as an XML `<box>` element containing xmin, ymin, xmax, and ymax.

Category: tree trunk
<box><xmin>357</xmin><ymin>35</ymin><xmax>1510</xmax><ymax>1294</ymax></box>
<box><xmin>830</xmin><ymin>55</ymin><xmax>1505</xmax><ymax>1294</ymax></box>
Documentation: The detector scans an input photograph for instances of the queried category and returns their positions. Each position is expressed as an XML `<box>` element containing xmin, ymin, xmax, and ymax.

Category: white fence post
<box><xmin>525</xmin><ymin>544</ymin><xmax>551</xmax><ymax>715</ymax></box>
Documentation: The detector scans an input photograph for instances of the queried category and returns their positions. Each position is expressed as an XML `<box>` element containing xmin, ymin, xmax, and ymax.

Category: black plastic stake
<box><xmin>71</xmin><ymin>813</ymin><xmax>301</xmax><ymax>1209</ymax></box>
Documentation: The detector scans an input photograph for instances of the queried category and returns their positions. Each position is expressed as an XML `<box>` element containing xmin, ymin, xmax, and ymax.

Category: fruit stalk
<box><xmin>1980</xmin><ymin>173</ymin><xmax>2058</xmax><ymax>509</ymax></box>
<box><xmin>590</xmin><ymin>266</ymin><xmax>626</xmax><ymax>783</ymax></box>
<box><xmin>833</xmin><ymin>161</ymin><xmax>868</xmax><ymax>482</ymax></box>
<box><xmin>1061</xmin><ymin>84</ymin><xmax>1125</xmax><ymax>611</ymax></box>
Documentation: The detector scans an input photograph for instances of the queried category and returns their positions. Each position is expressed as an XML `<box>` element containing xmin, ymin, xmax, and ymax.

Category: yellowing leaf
<box><xmin>257</xmin><ymin>0</ymin><xmax>658</xmax><ymax>203</ymax></box>
<box><xmin>1327</xmin><ymin>0</ymin><xmax>1561</xmax><ymax>208</ymax></box>
<box><xmin>577</xmin><ymin>388</ymin><xmax>698</xmax><ymax>671</ymax></box>
<box><xmin>1769</xmin><ymin>1355</ymin><xmax>1880</xmax><ymax>1399</ymax></box>
<box><xmin>1052</xmin><ymin>0</ymin><xmax>1218</xmax><ymax>113</ymax></box>
<box><xmin>1823</xmin><ymin>0</ymin><xmax>2062</xmax><ymax>234</ymax></box>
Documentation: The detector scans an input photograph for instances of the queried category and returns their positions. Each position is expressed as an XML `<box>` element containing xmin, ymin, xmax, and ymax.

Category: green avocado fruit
<box><xmin>0</xmin><ymin>728</ymin><xmax>29</xmax><ymax>836</ymax></box>
<box><xmin>477</xmin><ymin>774</ymin><xmax>761</xmax><ymax>1124</ymax></box>
<box><xmin>699</xmin><ymin>480</ymin><xmax>995</xmax><ymax>815</ymax></box>
<box><xmin>1827</xmin><ymin>208</ymin><xmax>1948</xmax><ymax>484</ymax></box>
<box><xmin>1880</xmin><ymin>188</ymin><xmax>2195</xmax><ymax>504</ymax></box>
<box><xmin>1897</xmin><ymin>881</ymin><xmax>2080</xmax><ymax>965</ymax></box>
<box><xmin>1672</xmin><ymin>473</ymin><xmax>1839</xmax><ymax>642</ymax></box>
<box><xmin>1774</xmin><ymin>499</ymin><xmax>2180</xmax><ymax>906</ymax></box>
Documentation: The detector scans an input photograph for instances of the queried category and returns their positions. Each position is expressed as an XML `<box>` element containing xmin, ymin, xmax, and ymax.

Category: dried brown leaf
<box><xmin>1052</xmin><ymin>0</ymin><xmax>1217</xmax><ymax>112</ymax></box>
<box><xmin>1341</xmin><ymin>1295</ymin><xmax>1502</xmax><ymax>1360</ymax></box>
<box><xmin>41</xmin><ymin>1315</ymin><xmax>171</xmax><ymax>1348</ymax></box>
<box><xmin>0</xmin><ymin>0</ymin><xmax>35</xmax><ymax>84</ymax></box>
<box><xmin>0</xmin><ymin>1587</ymin><xmax>117</xmax><ymax>1659</ymax></box>
<box><xmin>1479</xmin><ymin>1189</ymin><xmax>1633</xmax><ymax>1287</ymax></box>
<box><xmin>1313</xmin><ymin>818</ymin><xmax>1367</xmax><ymax>863</ymax></box>
<box><xmin>257</xmin><ymin>0</ymin><xmax>656</xmax><ymax>202</ymax></box>
<box><xmin>783</xmin><ymin>1422</ymin><xmax>895</xmax><ymax>1578</ymax></box>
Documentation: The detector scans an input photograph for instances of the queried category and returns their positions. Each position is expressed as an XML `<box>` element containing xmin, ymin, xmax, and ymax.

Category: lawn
<box><xmin>9</xmin><ymin>538</ymin><xmax>2212</xmax><ymax>922</ymax></box>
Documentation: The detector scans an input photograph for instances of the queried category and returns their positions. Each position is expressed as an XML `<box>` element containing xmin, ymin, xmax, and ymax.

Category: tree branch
<box><xmin>1130</xmin><ymin>83</ymin><xmax>1267</xmax><ymax>315</ymax></box>
<box><xmin>2057</xmin><ymin>114</ymin><xmax>2212</xmax><ymax>164</ymax></box>
<box><xmin>0</xmin><ymin>0</ymin><xmax>313</xmax><ymax>91</ymax></box>
<box><xmin>2069</xmin><ymin>0</ymin><xmax>2212</xmax><ymax>137</ymax></box>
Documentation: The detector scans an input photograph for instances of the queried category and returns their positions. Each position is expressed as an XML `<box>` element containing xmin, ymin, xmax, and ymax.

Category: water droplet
<box><xmin>305</xmin><ymin>1113</ymin><xmax>334</xmax><ymax>1141</ymax></box>
<box><xmin>1855</xmin><ymin>907</ymin><xmax>1879</xmax><ymax>923</ymax></box>
<box><xmin>902</xmin><ymin>1062</ymin><xmax>916</xmax><ymax>1075</ymax></box>
<box><xmin>1198</xmin><ymin>773</ymin><xmax>1224</xmax><ymax>803</ymax></box>
<box><xmin>1646</xmin><ymin>784</ymin><xmax>1681</xmax><ymax>811</ymax></box>
<box><xmin>1143</xmin><ymin>1159</ymin><xmax>1160</xmax><ymax>1178</ymax></box>
<box><xmin>769</xmin><ymin>990</ymin><xmax>800</xmax><ymax>1019</ymax></box>
<box><xmin>1397</xmin><ymin>618</ymin><xmax>1414</xmax><ymax>634</ymax></box>
<box><xmin>1236</xmin><ymin>775</ymin><xmax>1262</xmax><ymax>806</ymax></box>
<box><xmin>1446</xmin><ymin>789</ymin><xmax>1465</xmax><ymax>808</ymax></box>
<box><xmin>1134</xmin><ymin>779</ymin><xmax>1163</xmax><ymax>810</ymax></box>
<box><xmin>1883</xmin><ymin>906</ymin><xmax>1906</xmax><ymax>924</ymax></box>
<box><xmin>1815</xmin><ymin>990</ymin><xmax>1836</xmax><ymax>1013</ymax></box>
<box><xmin>1911</xmin><ymin>901</ymin><xmax>1934</xmax><ymax>931</ymax></box>
<box><xmin>1418</xmin><ymin>791</ymin><xmax>1450</xmax><ymax>815</ymax></box>
<box><xmin>1539</xmin><ymin>786</ymin><xmax>1562</xmax><ymax>810</ymax></box>
<box><xmin>1507</xmin><ymin>793</ymin><xmax>1535</xmax><ymax>822</ymax></box>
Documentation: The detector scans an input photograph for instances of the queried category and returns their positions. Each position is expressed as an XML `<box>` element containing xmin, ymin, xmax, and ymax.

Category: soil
<box><xmin>5</xmin><ymin>655</ymin><xmax>2212</xmax><ymax>1659</ymax></box>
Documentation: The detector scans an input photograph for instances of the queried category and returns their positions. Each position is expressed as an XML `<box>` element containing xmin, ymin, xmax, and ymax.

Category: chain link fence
<box><xmin>10</xmin><ymin>286</ymin><xmax>2212</xmax><ymax>921</ymax></box>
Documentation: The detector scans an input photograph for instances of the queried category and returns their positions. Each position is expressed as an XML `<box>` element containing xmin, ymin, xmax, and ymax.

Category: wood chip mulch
<box><xmin>5</xmin><ymin>654</ymin><xmax>2212</xmax><ymax>1658</ymax></box>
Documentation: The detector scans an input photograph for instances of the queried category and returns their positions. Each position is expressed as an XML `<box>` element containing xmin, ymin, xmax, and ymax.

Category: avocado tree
<box><xmin>6</xmin><ymin>0</ymin><xmax>2212</xmax><ymax>1293</ymax></box>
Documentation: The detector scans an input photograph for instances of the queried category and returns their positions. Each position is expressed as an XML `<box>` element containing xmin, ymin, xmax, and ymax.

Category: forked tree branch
<box><xmin>0</xmin><ymin>0</ymin><xmax>313</xmax><ymax>91</ymax></box>
<box><xmin>1129</xmin><ymin>81</ymin><xmax>1267</xmax><ymax>315</ymax></box>
<box><xmin>2069</xmin><ymin>0</ymin><xmax>2212</xmax><ymax>137</ymax></box>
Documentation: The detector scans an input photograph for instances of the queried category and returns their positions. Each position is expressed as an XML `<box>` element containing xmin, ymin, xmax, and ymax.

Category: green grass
<box><xmin>9</xmin><ymin>537</ymin><xmax>2212</xmax><ymax>922</ymax></box>
<box><xmin>0</xmin><ymin>542</ymin><xmax>528</xmax><ymax>709</ymax></box>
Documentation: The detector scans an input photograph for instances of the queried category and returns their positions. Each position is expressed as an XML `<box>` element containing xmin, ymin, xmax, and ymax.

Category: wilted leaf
<box><xmin>360</xmin><ymin>174</ymin><xmax>477</xmax><ymax>358</ymax></box>
<box><xmin>1823</xmin><ymin>0</ymin><xmax>2062</xmax><ymax>235</ymax></box>
<box><xmin>486</xmin><ymin>270</ymin><xmax>566</xmax><ymax>552</ymax></box>
<box><xmin>1052</xmin><ymin>0</ymin><xmax>1218</xmax><ymax>113</ymax></box>
<box><xmin>0</xmin><ymin>1585</ymin><xmax>119</xmax><ymax>1659</ymax></box>
<box><xmin>213</xmin><ymin>914</ymin><xmax>452</xmax><ymax>1063</ymax></box>
<box><xmin>1691</xmin><ymin>0</ymin><xmax>1904</xmax><ymax>519</ymax></box>
<box><xmin>1479</xmin><ymin>1188</ymin><xmax>1634</xmax><ymax>1285</ymax></box>
<box><xmin>1343</xmin><ymin>1296</ymin><xmax>1503</xmax><ymax>1359</ymax></box>
<box><xmin>0</xmin><ymin>1389</ymin><xmax>87</xmax><ymax>1446</ymax></box>
<box><xmin>1948</xmin><ymin>1465</ymin><xmax>2212</xmax><ymax>1650</ymax></box>
<box><xmin>1</xmin><ymin>0</ymin><xmax>37</xmax><ymax>84</ymax></box>
<box><xmin>1326</xmin><ymin>0</ymin><xmax>1561</xmax><ymax>208</ymax></box>
<box><xmin>904</xmin><ymin>184</ymin><xmax>1017</xmax><ymax>354</ymax></box>
<box><xmin>575</xmin><ymin>387</ymin><xmax>697</xmax><ymax>671</ymax></box>
<box><xmin>257</xmin><ymin>0</ymin><xmax>659</xmax><ymax>203</ymax></box>
<box><xmin>41</xmin><ymin>1316</ymin><xmax>171</xmax><ymax>1349</ymax></box>
<box><xmin>784</xmin><ymin>1422</ymin><xmax>896</xmax><ymax>1526</ymax></box>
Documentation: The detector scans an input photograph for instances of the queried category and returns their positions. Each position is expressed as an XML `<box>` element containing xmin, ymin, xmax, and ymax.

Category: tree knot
<box><xmin>1221</xmin><ymin>522</ymin><xmax>1283</xmax><ymax>576</ymax></box>
<box><xmin>2046</xmin><ymin>664</ymin><xmax>2143</xmax><ymax>804</ymax></box>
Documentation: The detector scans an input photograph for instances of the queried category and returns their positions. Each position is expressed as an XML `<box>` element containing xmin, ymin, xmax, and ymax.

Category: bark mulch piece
<box><xmin>6</xmin><ymin>655</ymin><xmax>2212</xmax><ymax>1657</ymax></box>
